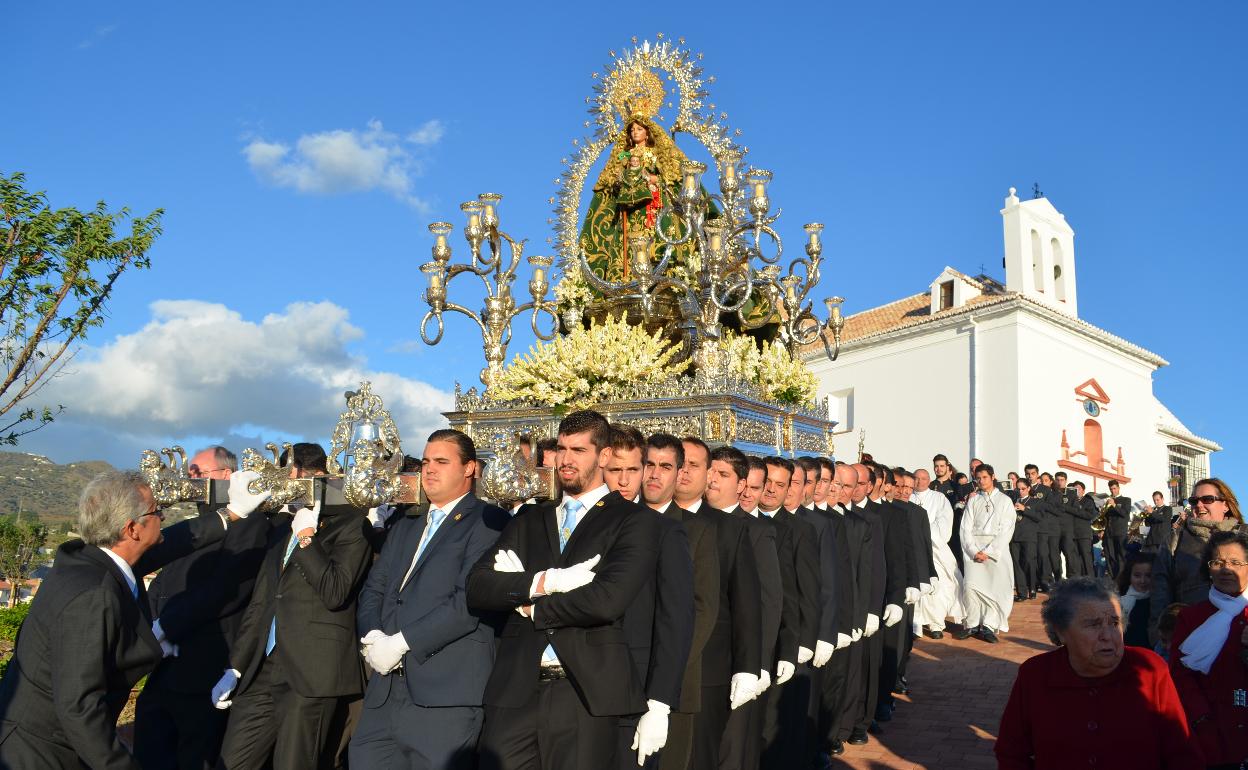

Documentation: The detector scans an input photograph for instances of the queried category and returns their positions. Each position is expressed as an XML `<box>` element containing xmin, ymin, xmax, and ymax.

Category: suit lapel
<box><xmin>409</xmin><ymin>495</ymin><xmax>477</xmax><ymax>579</ymax></box>
<box><xmin>562</xmin><ymin>492</ymin><xmax>618</xmax><ymax>560</ymax></box>
<box><xmin>83</xmin><ymin>547</ymin><xmax>162</xmax><ymax>656</ymax></box>
<box><xmin>543</xmin><ymin>501</ymin><xmax>562</xmax><ymax>563</ymax></box>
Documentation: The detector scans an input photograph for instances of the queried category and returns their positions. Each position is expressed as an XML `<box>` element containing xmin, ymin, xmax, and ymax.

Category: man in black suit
<box><xmin>213</xmin><ymin>450</ymin><xmax>375</xmax><ymax>770</ymax></box>
<box><xmin>350</xmin><ymin>430</ymin><xmax>508</xmax><ymax>769</ymax></box>
<box><xmin>468</xmin><ymin>410</ymin><xmax>658</xmax><ymax>770</ymax></box>
<box><xmin>843</xmin><ymin>463</ymin><xmax>886</xmax><ymax>747</ymax></box>
<box><xmin>1025</xmin><ymin>465</ymin><xmax>1058</xmax><ymax>588</ymax></box>
<box><xmin>1142</xmin><ymin>490</ymin><xmax>1174</xmax><ymax>554</ymax></box>
<box><xmin>870</xmin><ymin>465</ymin><xmax>915</xmax><ymax>726</ymax></box>
<box><xmin>1053</xmin><ymin>472</ymin><xmax>1084</xmax><ymax>576</ymax></box>
<box><xmin>603</xmin><ymin>426</ymin><xmax>695</xmax><ymax>769</ymax></box>
<box><xmin>639</xmin><ymin>432</ymin><xmax>718</xmax><ymax>770</ymax></box>
<box><xmin>931</xmin><ymin>454</ymin><xmax>964</xmax><ymax>571</ymax></box>
<box><xmin>674</xmin><ymin>438</ymin><xmax>761</xmax><ymax>770</ymax></box>
<box><xmin>135</xmin><ymin>449</ymin><xmax>276</xmax><ymax>770</ymax></box>
<box><xmin>888</xmin><ymin>470</ymin><xmax>935</xmax><ymax>697</ymax></box>
<box><xmin>0</xmin><ymin>470</ymin><xmax>230</xmax><ymax>769</ymax></box>
<box><xmin>1070</xmin><ymin>481</ymin><xmax>1098</xmax><ymax>577</ymax></box>
<box><xmin>1103</xmin><ymin>480</ymin><xmax>1131</xmax><ymax>579</ymax></box>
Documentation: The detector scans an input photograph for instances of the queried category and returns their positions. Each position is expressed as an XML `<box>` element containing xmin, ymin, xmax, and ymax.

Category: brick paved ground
<box><xmin>830</xmin><ymin>598</ymin><xmax>1051</xmax><ymax>769</ymax></box>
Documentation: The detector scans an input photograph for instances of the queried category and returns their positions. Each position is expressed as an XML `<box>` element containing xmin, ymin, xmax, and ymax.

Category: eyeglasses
<box><xmin>139</xmin><ymin>508</ymin><xmax>166</xmax><ymax>522</ymax></box>
<box><xmin>1207</xmin><ymin>559</ymin><xmax>1248</xmax><ymax>569</ymax></box>
<box><xmin>188</xmin><ymin>466</ymin><xmax>224</xmax><ymax>477</ymax></box>
<box><xmin>1190</xmin><ymin>495</ymin><xmax>1227</xmax><ymax>506</ymax></box>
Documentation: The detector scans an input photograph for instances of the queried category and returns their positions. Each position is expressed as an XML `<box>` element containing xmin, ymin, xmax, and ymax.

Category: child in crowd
<box><xmin>1116</xmin><ymin>551</ymin><xmax>1153</xmax><ymax>647</ymax></box>
<box><xmin>1154</xmin><ymin>602</ymin><xmax>1186</xmax><ymax>662</ymax></box>
<box><xmin>1091</xmin><ymin>533</ymin><xmax>1106</xmax><ymax>578</ymax></box>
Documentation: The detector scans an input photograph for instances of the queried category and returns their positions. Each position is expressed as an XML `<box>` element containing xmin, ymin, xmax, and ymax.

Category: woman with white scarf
<box><xmin>1171</xmin><ymin>525</ymin><xmax>1248</xmax><ymax>769</ymax></box>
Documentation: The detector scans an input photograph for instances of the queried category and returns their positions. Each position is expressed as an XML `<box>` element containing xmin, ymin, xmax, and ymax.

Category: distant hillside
<box><xmin>0</xmin><ymin>452</ymin><xmax>115</xmax><ymax>522</ymax></box>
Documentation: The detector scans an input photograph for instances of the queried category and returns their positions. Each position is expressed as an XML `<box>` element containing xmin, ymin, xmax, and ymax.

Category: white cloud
<box><xmin>242</xmin><ymin>119</ymin><xmax>444</xmax><ymax>211</ymax></box>
<box><xmin>77</xmin><ymin>23</ymin><xmax>118</xmax><ymax>50</ymax></box>
<box><xmin>28</xmin><ymin>299</ymin><xmax>452</xmax><ymax>467</ymax></box>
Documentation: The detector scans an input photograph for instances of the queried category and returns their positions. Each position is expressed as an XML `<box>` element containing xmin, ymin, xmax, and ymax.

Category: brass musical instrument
<box><xmin>1091</xmin><ymin>494</ymin><xmax>1116</xmax><ymax>533</ymax></box>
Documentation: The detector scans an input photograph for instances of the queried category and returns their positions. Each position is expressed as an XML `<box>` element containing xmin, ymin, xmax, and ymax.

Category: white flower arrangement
<box><xmin>719</xmin><ymin>329</ymin><xmax>818</xmax><ymax>407</ymax></box>
<box><xmin>488</xmin><ymin>313</ymin><xmax>684</xmax><ymax>410</ymax></box>
<box><xmin>552</xmin><ymin>268</ymin><xmax>594</xmax><ymax>311</ymax></box>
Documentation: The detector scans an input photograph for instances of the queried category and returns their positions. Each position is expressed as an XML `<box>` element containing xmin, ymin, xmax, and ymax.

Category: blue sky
<box><xmin>3</xmin><ymin>2</ymin><xmax>1244</xmax><ymax>487</ymax></box>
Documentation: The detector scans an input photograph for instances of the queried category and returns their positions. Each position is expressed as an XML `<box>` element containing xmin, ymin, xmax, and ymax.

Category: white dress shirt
<box><xmin>99</xmin><ymin>547</ymin><xmax>138</xmax><ymax>598</ymax></box>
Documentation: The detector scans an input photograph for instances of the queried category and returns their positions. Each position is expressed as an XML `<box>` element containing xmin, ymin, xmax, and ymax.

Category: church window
<box><xmin>939</xmin><ymin>281</ymin><xmax>954</xmax><ymax>310</ymax></box>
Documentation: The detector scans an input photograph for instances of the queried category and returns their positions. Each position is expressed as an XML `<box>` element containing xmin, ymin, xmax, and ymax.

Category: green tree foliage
<box><xmin>0</xmin><ymin>520</ymin><xmax>47</xmax><ymax>608</ymax></box>
<box><xmin>0</xmin><ymin>172</ymin><xmax>163</xmax><ymax>444</ymax></box>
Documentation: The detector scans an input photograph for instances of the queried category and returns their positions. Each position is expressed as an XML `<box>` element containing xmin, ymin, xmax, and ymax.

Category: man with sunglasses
<box><xmin>0</xmin><ymin>470</ymin><xmax>243</xmax><ymax>769</ymax></box>
<box><xmin>1150</xmin><ymin>479</ymin><xmax>1243</xmax><ymax>647</ymax></box>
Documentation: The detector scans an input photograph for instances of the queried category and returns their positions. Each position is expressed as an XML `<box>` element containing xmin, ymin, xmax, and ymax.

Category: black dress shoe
<box><xmin>952</xmin><ymin>626</ymin><xmax>972</xmax><ymax>640</ymax></box>
<box><xmin>848</xmin><ymin>727</ymin><xmax>869</xmax><ymax>745</ymax></box>
<box><xmin>830</xmin><ymin>739</ymin><xmax>845</xmax><ymax>756</ymax></box>
<box><xmin>1014</xmin><ymin>594</ymin><xmax>1027</xmax><ymax>602</ymax></box>
<box><xmin>981</xmin><ymin>628</ymin><xmax>1000</xmax><ymax>644</ymax></box>
<box><xmin>926</xmin><ymin>628</ymin><xmax>944</xmax><ymax>639</ymax></box>
<box><xmin>1029</xmin><ymin>590</ymin><xmax>1038</xmax><ymax>599</ymax></box>
<box><xmin>875</xmin><ymin>703</ymin><xmax>894</xmax><ymax>722</ymax></box>
<box><xmin>868</xmin><ymin>719</ymin><xmax>885</xmax><ymax>735</ymax></box>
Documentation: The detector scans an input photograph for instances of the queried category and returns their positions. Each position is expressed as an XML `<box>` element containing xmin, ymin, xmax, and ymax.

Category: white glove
<box><xmin>904</xmin><ymin>587</ymin><xmax>921</xmax><ymax>605</ymax></box>
<box><xmin>755</xmin><ymin>669</ymin><xmax>771</xmax><ymax>697</ymax></box>
<box><xmin>836</xmin><ymin>633</ymin><xmax>852</xmax><ymax>650</ymax></box>
<box><xmin>631</xmin><ymin>699</ymin><xmax>670</xmax><ymax>765</ymax></box>
<box><xmin>211</xmin><ymin>668</ymin><xmax>241</xmax><ymax>710</ymax></box>
<box><xmin>930</xmin><ymin>576</ymin><xmax>941</xmax><ymax>591</ymax></box>
<box><xmin>729</xmin><ymin>672</ymin><xmax>759</xmax><ymax>710</ymax></box>
<box><xmin>290</xmin><ymin>500</ymin><xmax>321</xmax><ymax>535</ymax></box>
<box><xmin>359</xmin><ymin>629</ymin><xmax>385</xmax><ymax>656</ymax></box>
<box><xmin>542</xmin><ymin>554</ymin><xmax>601</xmax><ymax>593</ymax></box>
<box><xmin>775</xmin><ymin>660</ymin><xmax>795</xmax><ymax>685</ymax></box>
<box><xmin>227</xmin><ymin>470</ymin><xmax>271</xmax><ymax>518</ymax></box>
<box><xmin>366</xmin><ymin>504</ymin><xmax>396</xmax><ymax>528</ymax></box>
<box><xmin>883</xmin><ymin>604</ymin><xmax>904</xmax><ymax>627</ymax></box>
<box><xmin>797</xmin><ymin>645</ymin><xmax>814</xmax><ymax>664</ymax></box>
<box><xmin>813</xmin><ymin>640</ymin><xmax>834</xmax><ymax>667</ymax></box>
<box><xmin>851</xmin><ymin>627</ymin><xmax>863</xmax><ymax>642</ymax></box>
<box><xmin>493</xmin><ymin>549</ymin><xmax>525</xmax><ymax>573</ymax></box>
<box><xmin>152</xmin><ymin>620</ymin><xmax>178</xmax><ymax>657</ymax></box>
<box><xmin>364</xmin><ymin>631</ymin><xmax>409</xmax><ymax>675</ymax></box>
<box><xmin>920</xmin><ymin>582</ymin><xmax>933</xmax><ymax>595</ymax></box>
<box><xmin>865</xmin><ymin>614</ymin><xmax>880</xmax><ymax>637</ymax></box>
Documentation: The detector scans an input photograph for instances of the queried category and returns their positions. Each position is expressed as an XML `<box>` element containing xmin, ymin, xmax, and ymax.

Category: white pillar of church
<box><xmin>1000</xmin><ymin>187</ymin><xmax>1079</xmax><ymax>318</ymax></box>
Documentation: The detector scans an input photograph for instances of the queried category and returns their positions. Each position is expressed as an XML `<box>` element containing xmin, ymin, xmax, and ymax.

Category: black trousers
<box><xmin>657</xmin><ymin>712</ymin><xmax>694</xmax><ymax>770</ymax></box>
<box><xmin>1010</xmin><ymin>540</ymin><xmax>1037</xmax><ymax>596</ymax></box>
<box><xmin>217</xmin><ymin>655</ymin><xmax>340</xmax><ymax>770</ymax></box>
<box><xmin>1073</xmin><ymin>538</ymin><xmax>1094</xmax><ymax>578</ymax></box>
<box><xmin>853</xmin><ymin>634</ymin><xmax>883</xmax><ymax>733</ymax></box>
<box><xmin>1046</xmin><ymin>532</ymin><xmax>1063</xmax><ymax>580</ymax></box>
<box><xmin>1036</xmin><ymin>532</ymin><xmax>1056</xmax><ymax>586</ymax></box>
<box><xmin>479</xmin><ymin>677</ymin><xmax>619</xmax><ymax>770</ymax></box>
<box><xmin>1104</xmin><ymin>533</ymin><xmax>1127</xmax><ymax>581</ymax></box>
<box><xmin>690</xmin><ymin>684</ymin><xmax>728</xmax><ymax>770</ymax></box>
<box><xmin>897</xmin><ymin>604</ymin><xmax>916</xmax><ymax>682</ymax></box>
<box><xmin>761</xmin><ymin>668</ymin><xmax>809</xmax><ymax>770</ymax></box>
<box><xmin>834</xmin><ymin>642</ymin><xmax>863</xmax><ymax>741</ymax></box>
<box><xmin>349</xmin><ymin>676</ymin><xmax>482</xmax><ymax>770</ymax></box>
<box><xmin>877</xmin><ymin>617</ymin><xmax>907</xmax><ymax>711</ymax></box>
<box><xmin>718</xmin><ymin>696</ymin><xmax>761</xmax><ymax>770</ymax></box>
<box><xmin>1059</xmin><ymin>530</ymin><xmax>1083</xmax><ymax>578</ymax></box>
<box><xmin>134</xmin><ymin>684</ymin><xmax>228</xmax><ymax>770</ymax></box>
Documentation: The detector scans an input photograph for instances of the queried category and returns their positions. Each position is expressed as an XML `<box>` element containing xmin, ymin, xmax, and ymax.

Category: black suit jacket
<box><xmin>1032</xmin><ymin>483</ymin><xmax>1061</xmax><ymax>536</ymax></box>
<box><xmin>1074</xmin><ymin>495</ymin><xmax>1099</xmax><ymax>539</ymax></box>
<box><xmin>1011</xmin><ymin>497</ymin><xmax>1042</xmax><ymax>542</ymax></box>
<box><xmin>230</xmin><ymin>506</ymin><xmax>374</xmax><ymax>698</ymax></box>
<box><xmin>897</xmin><ymin>499</ymin><xmax>936</xmax><ymax>585</ymax></box>
<box><xmin>357</xmin><ymin>493</ymin><xmax>508</xmax><ymax>708</ymax></box>
<box><xmin>622</xmin><ymin>506</ymin><xmax>694</xmax><ymax>711</ymax></box>
<box><xmin>776</xmin><ymin>508</ymin><xmax>818</xmax><ymax>656</ymax></box>
<box><xmin>801</xmin><ymin>505</ymin><xmax>845</xmax><ymax>642</ymax></box>
<box><xmin>691</xmin><ymin>502</ymin><xmax>762</xmax><ymax>687</ymax></box>
<box><xmin>869</xmin><ymin>499</ymin><xmax>909</xmax><ymax>607</ymax></box>
<box><xmin>1106</xmin><ymin>496</ymin><xmax>1132</xmax><ymax>536</ymax></box>
<box><xmin>1143</xmin><ymin>505</ymin><xmax>1173</xmax><ymax>551</ymax></box>
<box><xmin>0</xmin><ymin>515</ymin><xmax>224</xmax><ymax>770</ymax></box>
<box><xmin>656</xmin><ymin>504</ymin><xmax>718</xmax><ymax>713</ymax></box>
<box><xmin>467</xmin><ymin>490</ymin><xmax>658</xmax><ymax>717</ymax></box>
<box><xmin>146</xmin><ymin>508</ymin><xmax>274</xmax><ymax>694</ymax></box>
<box><xmin>732</xmin><ymin>507</ymin><xmax>782</xmax><ymax>674</ymax></box>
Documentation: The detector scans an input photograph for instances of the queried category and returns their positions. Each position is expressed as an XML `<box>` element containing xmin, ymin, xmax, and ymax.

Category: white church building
<box><xmin>806</xmin><ymin>187</ymin><xmax>1219</xmax><ymax>503</ymax></box>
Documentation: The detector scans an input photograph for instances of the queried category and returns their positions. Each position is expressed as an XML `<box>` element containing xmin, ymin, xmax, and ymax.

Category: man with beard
<box><xmin>674</xmin><ymin>438</ymin><xmax>761</xmax><ymax>770</ymax></box>
<box><xmin>707</xmin><ymin>447</ymin><xmax>780</xmax><ymax>770</ymax></box>
<box><xmin>932</xmin><ymin>455</ymin><xmax>964</xmax><ymax>571</ymax></box>
<box><xmin>640</xmin><ymin>433</ymin><xmax>719</xmax><ymax>770</ymax></box>
<box><xmin>468</xmin><ymin>411</ymin><xmax>658</xmax><ymax>770</ymax></box>
<box><xmin>958</xmin><ymin>464</ymin><xmax>1015</xmax><ymax>643</ymax></box>
<box><xmin>605</xmin><ymin>426</ymin><xmax>696</xmax><ymax>769</ymax></box>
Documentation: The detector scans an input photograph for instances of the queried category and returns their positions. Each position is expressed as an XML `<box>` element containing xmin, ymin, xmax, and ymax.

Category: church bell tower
<box><xmin>1001</xmin><ymin>187</ymin><xmax>1078</xmax><ymax>318</ymax></box>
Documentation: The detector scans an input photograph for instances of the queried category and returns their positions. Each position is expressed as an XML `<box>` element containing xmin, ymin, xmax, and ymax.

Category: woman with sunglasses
<box><xmin>1170</xmin><ymin>527</ymin><xmax>1248</xmax><ymax>769</ymax></box>
<box><xmin>1151</xmin><ymin>480</ymin><xmax>1243</xmax><ymax>647</ymax></box>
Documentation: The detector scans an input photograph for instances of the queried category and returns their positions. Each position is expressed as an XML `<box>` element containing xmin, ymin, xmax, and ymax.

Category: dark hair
<box><xmin>1153</xmin><ymin>490</ymin><xmax>1165</xmax><ymax>499</ymax></box>
<box><xmin>764</xmin><ymin>456</ymin><xmax>794</xmax><ymax>477</ymax></box>
<box><xmin>859</xmin><ymin>463</ymin><xmax>877</xmax><ymax>485</ymax></box>
<box><xmin>536</xmin><ymin>437</ymin><xmax>558</xmax><ymax>466</ymax></box>
<box><xmin>746</xmin><ymin>456</ymin><xmax>767</xmax><ymax>476</ymax></box>
<box><xmin>1041</xmin><ymin>577</ymin><xmax>1117</xmax><ymax>645</ymax></box>
<box><xmin>646</xmin><ymin>432</ymin><xmax>685</xmax><ymax>468</ymax></box>
<box><xmin>426</xmin><ymin>429</ymin><xmax>477</xmax><ymax>464</ymax></box>
<box><xmin>709</xmin><ymin>445</ymin><xmax>748</xmax><ymax>481</ymax></box>
<box><xmin>1199</xmin><ymin>527</ymin><xmax>1248</xmax><ymax>582</ymax></box>
<box><xmin>975</xmin><ymin>463</ymin><xmax>995</xmax><ymax>478</ymax></box>
<box><xmin>1073</xmin><ymin>480</ymin><xmax>1086</xmax><ymax>492</ymax></box>
<box><xmin>280</xmin><ymin>442</ymin><xmax>328</xmax><ymax>474</ymax></box>
<box><xmin>933</xmin><ymin>453</ymin><xmax>949</xmax><ymax>464</ymax></box>
<box><xmin>795</xmin><ymin>456</ymin><xmax>818</xmax><ymax>475</ymax></box>
<box><xmin>1157</xmin><ymin>602</ymin><xmax>1186</xmax><ymax>636</ymax></box>
<box><xmin>624</xmin><ymin>119</ymin><xmax>655</xmax><ymax>149</ymax></box>
<box><xmin>816</xmin><ymin>457</ymin><xmax>836</xmax><ymax>476</ymax></box>
<box><xmin>681</xmin><ymin>435</ymin><xmax>711</xmax><ymax>464</ymax></box>
<box><xmin>1055</xmin><ymin>471</ymin><xmax>1068</xmax><ymax>480</ymax></box>
<box><xmin>955</xmin><ymin>472</ymin><xmax>969</xmax><ymax>484</ymax></box>
<box><xmin>878</xmin><ymin>464</ymin><xmax>895</xmax><ymax>486</ymax></box>
<box><xmin>558</xmin><ymin>410</ymin><xmax>611</xmax><ymax>450</ymax></box>
<box><xmin>1116</xmin><ymin>550</ymin><xmax>1153</xmax><ymax>595</ymax></box>
<box><xmin>1016</xmin><ymin>477</ymin><xmax>1031</xmax><ymax>492</ymax></box>
<box><xmin>1024</xmin><ymin>463</ymin><xmax>1039</xmax><ymax>474</ymax></box>
<box><xmin>1192</xmin><ymin>478</ymin><xmax>1243</xmax><ymax>522</ymax></box>
<box><xmin>608</xmin><ymin>424</ymin><xmax>645</xmax><ymax>453</ymax></box>
<box><xmin>200</xmin><ymin>445</ymin><xmax>238</xmax><ymax>472</ymax></box>
<box><xmin>1041</xmin><ymin>472</ymin><xmax>1054</xmax><ymax>483</ymax></box>
<box><xmin>893</xmin><ymin>466</ymin><xmax>908</xmax><ymax>476</ymax></box>
<box><xmin>1108</xmin><ymin>480</ymin><xmax>1120</xmax><ymax>489</ymax></box>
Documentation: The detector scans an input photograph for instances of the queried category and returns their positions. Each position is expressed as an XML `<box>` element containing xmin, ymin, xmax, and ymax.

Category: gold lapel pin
<box><xmin>453</xmin><ymin>512</ymin><xmax>462</xmax><ymax>521</ymax></box>
<box><xmin>596</xmin><ymin>500</ymin><xmax>605</xmax><ymax>507</ymax></box>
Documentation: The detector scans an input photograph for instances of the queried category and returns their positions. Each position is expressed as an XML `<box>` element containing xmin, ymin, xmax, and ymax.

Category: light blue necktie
<box><xmin>544</xmin><ymin>499</ymin><xmax>585</xmax><ymax>665</ymax></box>
<box><xmin>265</xmin><ymin>534</ymin><xmax>301</xmax><ymax>655</ymax></box>
<box><xmin>416</xmin><ymin>508</ymin><xmax>448</xmax><ymax>563</ymax></box>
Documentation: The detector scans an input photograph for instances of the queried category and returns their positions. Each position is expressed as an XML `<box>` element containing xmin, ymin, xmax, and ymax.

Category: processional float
<box><xmin>140</xmin><ymin>36</ymin><xmax>846</xmax><ymax>507</ymax></box>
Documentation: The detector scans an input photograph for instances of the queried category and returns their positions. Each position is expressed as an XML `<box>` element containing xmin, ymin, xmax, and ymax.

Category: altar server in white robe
<box><xmin>911</xmin><ymin>469</ymin><xmax>964</xmax><ymax>639</ymax></box>
<box><xmin>958</xmin><ymin>464</ymin><xmax>1015</xmax><ymax>643</ymax></box>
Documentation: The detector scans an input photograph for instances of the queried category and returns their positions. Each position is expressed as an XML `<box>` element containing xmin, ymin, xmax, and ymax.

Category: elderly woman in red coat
<box><xmin>996</xmin><ymin>577</ymin><xmax>1202</xmax><ymax>769</ymax></box>
<box><xmin>1171</xmin><ymin>507</ymin><xmax>1248</xmax><ymax>770</ymax></box>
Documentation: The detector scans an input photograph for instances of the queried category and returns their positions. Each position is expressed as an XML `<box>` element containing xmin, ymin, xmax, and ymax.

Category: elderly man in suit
<box><xmin>349</xmin><ymin>429</ymin><xmax>508</xmax><ymax>769</ymax></box>
<box><xmin>468</xmin><ymin>410</ymin><xmax>658</xmax><ymax>770</ymax></box>
<box><xmin>212</xmin><ymin>444</ymin><xmax>375</xmax><ymax>770</ymax></box>
<box><xmin>0</xmin><ymin>470</ymin><xmax>238</xmax><ymax>769</ymax></box>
